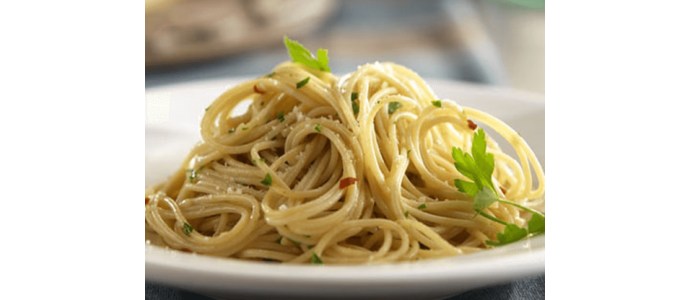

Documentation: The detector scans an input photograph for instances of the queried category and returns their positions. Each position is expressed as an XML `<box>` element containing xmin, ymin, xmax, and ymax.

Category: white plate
<box><xmin>145</xmin><ymin>78</ymin><xmax>545</xmax><ymax>300</ymax></box>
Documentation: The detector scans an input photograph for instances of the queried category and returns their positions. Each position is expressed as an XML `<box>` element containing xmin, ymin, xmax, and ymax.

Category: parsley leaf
<box><xmin>452</xmin><ymin>128</ymin><xmax>545</xmax><ymax>247</ymax></box>
<box><xmin>473</xmin><ymin>186</ymin><xmax>500</xmax><ymax>211</ymax></box>
<box><xmin>431</xmin><ymin>100</ymin><xmax>442</xmax><ymax>108</ymax></box>
<box><xmin>418</xmin><ymin>203</ymin><xmax>427</xmax><ymax>209</ymax></box>
<box><xmin>315</xmin><ymin>124</ymin><xmax>322</xmax><ymax>133</ymax></box>
<box><xmin>527</xmin><ymin>212</ymin><xmax>545</xmax><ymax>234</ymax></box>
<box><xmin>388</xmin><ymin>102</ymin><xmax>402</xmax><ymax>114</ymax></box>
<box><xmin>486</xmin><ymin>224</ymin><xmax>528</xmax><ymax>246</ymax></box>
<box><xmin>451</xmin><ymin>129</ymin><xmax>495</xmax><ymax>195</ymax></box>
<box><xmin>284</xmin><ymin>37</ymin><xmax>331</xmax><ymax>72</ymax></box>
<box><xmin>277</xmin><ymin>111</ymin><xmax>285</xmax><ymax>122</ymax></box>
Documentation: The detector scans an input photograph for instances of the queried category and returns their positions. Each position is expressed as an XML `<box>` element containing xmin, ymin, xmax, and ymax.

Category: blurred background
<box><xmin>145</xmin><ymin>0</ymin><xmax>544</xmax><ymax>95</ymax></box>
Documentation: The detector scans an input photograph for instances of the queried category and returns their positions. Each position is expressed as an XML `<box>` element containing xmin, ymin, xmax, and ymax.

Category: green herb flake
<box><xmin>266</xmin><ymin>72</ymin><xmax>276</xmax><ymax>78</ymax></box>
<box><xmin>283</xmin><ymin>37</ymin><xmax>330</xmax><ymax>72</ymax></box>
<box><xmin>431</xmin><ymin>100</ymin><xmax>442</xmax><ymax>108</ymax></box>
<box><xmin>228</xmin><ymin>129</ymin><xmax>235</xmax><ymax>134</ymax></box>
<box><xmin>277</xmin><ymin>111</ymin><xmax>285</xmax><ymax>122</ymax></box>
<box><xmin>242</xmin><ymin>127</ymin><xmax>249</xmax><ymax>131</ymax></box>
<box><xmin>315</xmin><ymin>124</ymin><xmax>322</xmax><ymax>133</ymax></box>
<box><xmin>276</xmin><ymin>237</ymin><xmax>283</xmax><ymax>244</ymax></box>
<box><xmin>418</xmin><ymin>203</ymin><xmax>427</xmax><ymax>209</ymax></box>
<box><xmin>310</xmin><ymin>252</ymin><xmax>324</xmax><ymax>265</ymax></box>
<box><xmin>388</xmin><ymin>102</ymin><xmax>402</xmax><ymax>114</ymax></box>
<box><xmin>404</xmin><ymin>210</ymin><xmax>410</xmax><ymax>218</ymax></box>
<box><xmin>352</xmin><ymin>99</ymin><xmax>360</xmax><ymax>115</ymax></box>
<box><xmin>183</xmin><ymin>222</ymin><xmax>194</xmax><ymax>236</ymax></box>
<box><xmin>351</xmin><ymin>92</ymin><xmax>358</xmax><ymax>101</ymax></box>
<box><xmin>307</xmin><ymin>245</ymin><xmax>314</xmax><ymax>249</ymax></box>
<box><xmin>205</xmin><ymin>106</ymin><xmax>210</xmax><ymax>111</ymax></box>
<box><xmin>260</xmin><ymin>173</ymin><xmax>272</xmax><ymax>186</ymax></box>
<box><xmin>296</xmin><ymin>77</ymin><xmax>310</xmax><ymax>89</ymax></box>
<box><xmin>287</xmin><ymin>237</ymin><xmax>301</xmax><ymax>245</ymax></box>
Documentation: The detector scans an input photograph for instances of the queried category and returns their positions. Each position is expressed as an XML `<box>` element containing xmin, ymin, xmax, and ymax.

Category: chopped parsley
<box><xmin>183</xmin><ymin>222</ymin><xmax>193</xmax><ymax>236</ymax></box>
<box><xmin>188</xmin><ymin>165</ymin><xmax>204</xmax><ymax>182</ymax></box>
<box><xmin>296</xmin><ymin>77</ymin><xmax>310</xmax><ymax>89</ymax></box>
<box><xmin>351</xmin><ymin>92</ymin><xmax>359</xmax><ymax>115</ymax></box>
<box><xmin>388</xmin><ymin>102</ymin><xmax>402</xmax><ymax>114</ymax></box>
<box><xmin>284</xmin><ymin>37</ymin><xmax>330</xmax><ymax>72</ymax></box>
<box><xmin>260</xmin><ymin>173</ymin><xmax>272</xmax><ymax>186</ymax></box>
<box><xmin>404</xmin><ymin>210</ymin><xmax>410</xmax><ymax>218</ymax></box>
<box><xmin>242</xmin><ymin>127</ymin><xmax>249</xmax><ymax>131</ymax></box>
<box><xmin>266</xmin><ymin>71</ymin><xmax>276</xmax><ymax>78</ymax></box>
<box><xmin>287</xmin><ymin>237</ymin><xmax>301</xmax><ymax>245</ymax></box>
<box><xmin>228</xmin><ymin>129</ymin><xmax>235</xmax><ymax>134</ymax></box>
<box><xmin>431</xmin><ymin>100</ymin><xmax>442</xmax><ymax>108</ymax></box>
<box><xmin>311</xmin><ymin>252</ymin><xmax>324</xmax><ymax>265</ymax></box>
<box><xmin>277</xmin><ymin>111</ymin><xmax>285</xmax><ymax>122</ymax></box>
<box><xmin>418</xmin><ymin>203</ymin><xmax>427</xmax><ymax>209</ymax></box>
<box><xmin>315</xmin><ymin>124</ymin><xmax>322</xmax><ymax>133</ymax></box>
<box><xmin>205</xmin><ymin>106</ymin><xmax>210</xmax><ymax>111</ymax></box>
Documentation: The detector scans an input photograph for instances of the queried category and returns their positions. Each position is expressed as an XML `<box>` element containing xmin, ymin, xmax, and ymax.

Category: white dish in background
<box><xmin>145</xmin><ymin>78</ymin><xmax>545</xmax><ymax>300</ymax></box>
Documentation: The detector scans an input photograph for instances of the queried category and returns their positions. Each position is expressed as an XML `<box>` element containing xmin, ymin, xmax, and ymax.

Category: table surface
<box><xmin>146</xmin><ymin>275</ymin><xmax>545</xmax><ymax>300</ymax></box>
<box><xmin>145</xmin><ymin>1</ymin><xmax>544</xmax><ymax>298</ymax></box>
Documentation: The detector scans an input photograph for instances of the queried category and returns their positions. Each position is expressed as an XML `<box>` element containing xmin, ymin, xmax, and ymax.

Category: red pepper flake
<box><xmin>253</xmin><ymin>84</ymin><xmax>265</xmax><ymax>94</ymax></box>
<box><xmin>180</xmin><ymin>248</ymin><xmax>192</xmax><ymax>253</ymax></box>
<box><xmin>339</xmin><ymin>177</ymin><xmax>358</xmax><ymax>189</ymax></box>
<box><xmin>145</xmin><ymin>197</ymin><xmax>150</xmax><ymax>204</ymax></box>
<box><xmin>499</xmin><ymin>187</ymin><xmax>507</xmax><ymax>195</ymax></box>
<box><xmin>467</xmin><ymin>119</ymin><xmax>477</xmax><ymax>130</ymax></box>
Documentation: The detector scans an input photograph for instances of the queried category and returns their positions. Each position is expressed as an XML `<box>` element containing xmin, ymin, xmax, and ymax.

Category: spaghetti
<box><xmin>145</xmin><ymin>49</ymin><xmax>545</xmax><ymax>264</ymax></box>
